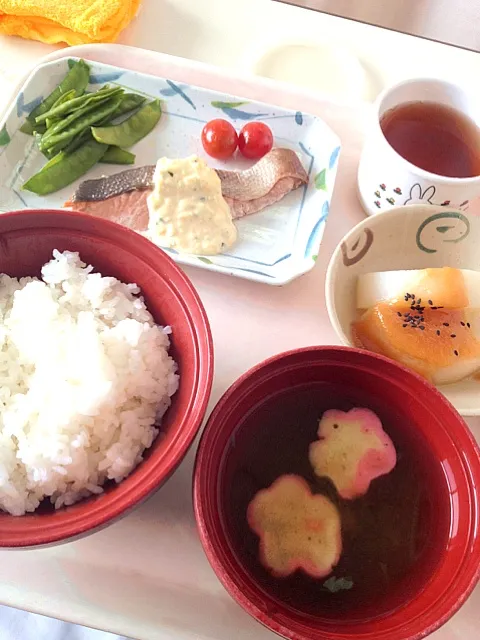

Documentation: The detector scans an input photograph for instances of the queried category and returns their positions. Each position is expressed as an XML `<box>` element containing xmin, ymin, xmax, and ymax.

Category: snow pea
<box><xmin>45</xmin><ymin>117</ymin><xmax>59</xmax><ymax>130</ymax></box>
<box><xmin>60</xmin><ymin>107</ymin><xmax>116</xmax><ymax>156</ymax></box>
<box><xmin>22</xmin><ymin>139</ymin><xmax>108</xmax><ymax>195</ymax></box>
<box><xmin>42</xmin><ymin>150</ymin><xmax>66</xmax><ymax>170</ymax></box>
<box><xmin>25</xmin><ymin>59</ymin><xmax>90</xmax><ymax>128</ymax></box>
<box><xmin>110</xmin><ymin>93</ymin><xmax>146</xmax><ymax>120</ymax></box>
<box><xmin>40</xmin><ymin>96</ymin><xmax>122</xmax><ymax>151</ymax></box>
<box><xmin>44</xmin><ymin>90</ymin><xmax>78</xmax><ymax>131</ymax></box>
<box><xmin>91</xmin><ymin>100</ymin><xmax>161</xmax><ymax>148</ymax></box>
<box><xmin>50</xmin><ymin>89</ymin><xmax>77</xmax><ymax>110</ymax></box>
<box><xmin>33</xmin><ymin>133</ymin><xmax>57</xmax><ymax>160</ymax></box>
<box><xmin>35</xmin><ymin>86</ymin><xmax>123</xmax><ymax>123</ymax></box>
<box><xmin>20</xmin><ymin>120</ymin><xmax>45</xmax><ymax>135</ymax></box>
<box><xmin>100</xmin><ymin>147</ymin><xmax>135</xmax><ymax>164</ymax></box>
<box><xmin>41</xmin><ymin>93</ymin><xmax>117</xmax><ymax>142</ymax></box>
<box><xmin>62</xmin><ymin>128</ymin><xmax>92</xmax><ymax>155</ymax></box>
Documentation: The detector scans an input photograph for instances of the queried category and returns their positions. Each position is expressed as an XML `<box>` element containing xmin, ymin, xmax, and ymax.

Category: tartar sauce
<box><xmin>147</xmin><ymin>156</ymin><xmax>237</xmax><ymax>255</ymax></box>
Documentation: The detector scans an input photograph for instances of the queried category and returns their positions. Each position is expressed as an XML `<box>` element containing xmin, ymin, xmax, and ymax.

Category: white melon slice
<box><xmin>356</xmin><ymin>267</ymin><xmax>480</xmax><ymax>310</ymax></box>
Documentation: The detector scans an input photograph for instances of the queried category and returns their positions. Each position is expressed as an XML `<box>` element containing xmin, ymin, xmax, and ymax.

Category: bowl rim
<box><xmin>193</xmin><ymin>345</ymin><xmax>480</xmax><ymax>640</ymax></box>
<box><xmin>0</xmin><ymin>209</ymin><xmax>214</xmax><ymax>547</ymax></box>
<box><xmin>324</xmin><ymin>204</ymin><xmax>479</xmax><ymax>416</ymax></box>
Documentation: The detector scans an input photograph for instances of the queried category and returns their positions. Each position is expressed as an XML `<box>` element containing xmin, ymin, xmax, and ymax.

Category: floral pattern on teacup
<box><xmin>371</xmin><ymin>184</ymin><xmax>403</xmax><ymax>209</ymax></box>
<box><xmin>372</xmin><ymin>182</ymin><xmax>470</xmax><ymax>212</ymax></box>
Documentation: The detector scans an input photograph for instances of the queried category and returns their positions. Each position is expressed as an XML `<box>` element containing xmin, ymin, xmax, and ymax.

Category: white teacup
<box><xmin>358</xmin><ymin>78</ymin><xmax>480</xmax><ymax>216</ymax></box>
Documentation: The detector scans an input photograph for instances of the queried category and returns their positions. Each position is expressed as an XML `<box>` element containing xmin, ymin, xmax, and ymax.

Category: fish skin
<box><xmin>69</xmin><ymin>165</ymin><xmax>155</xmax><ymax>202</ymax></box>
<box><xmin>217</xmin><ymin>148</ymin><xmax>308</xmax><ymax>202</ymax></box>
<box><xmin>65</xmin><ymin>148</ymin><xmax>308</xmax><ymax>229</ymax></box>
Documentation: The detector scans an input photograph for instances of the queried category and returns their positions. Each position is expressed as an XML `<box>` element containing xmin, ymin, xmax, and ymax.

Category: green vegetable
<box><xmin>323</xmin><ymin>576</ymin><xmax>354</xmax><ymax>593</ymax></box>
<box><xmin>22</xmin><ymin>139</ymin><xmax>108</xmax><ymax>195</ymax></box>
<box><xmin>110</xmin><ymin>93</ymin><xmax>146</xmax><ymax>119</ymax></box>
<box><xmin>0</xmin><ymin>124</ymin><xmax>10</xmax><ymax>146</ymax></box>
<box><xmin>34</xmin><ymin>132</ymin><xmax>56</xmax><ymax>159</ymax></box>
<box><xmin>50</xmin><ymin>89</ymin><xmax>77</xmax><ymax>110</ymax></box>
<box><xmin>92</xmin><ymin>99</ymin><xmax>161</xmax><ymax>148</ymax></box>
<box><xmin>39</xmin><ymin>96</ymin><xmax>123</xmax><ymax>151</ymax></box>
<box><xmin>20</xmin><ymin>121</ymin><xmax>46</xmax><ymax>135</ymax></box>
<box><xmin>19</xmin><ymin>121</ymin><xmax>35</xmax><ymax>135</ymax></box>
<box><xmin>62</xmin><ymin>128</ymin><xmax>93</xmax><ymax>154</ymax></box>
<box><xmin>26</xmin><ymin>59</ymin><xmax>90</xmax><ymax>127</ymax></box>
<box><xmin>40</xmin><ymin>93</ymin><xmax>117</xmax><ymax>143</ymax></box>
<box><xmin>45</xmin><ymin>117</ymin><xmax>59</xmax><ymax>130</ymax></box>
<box><xmin>61</xmin><ymin>108</ymin><xmax>115</xmax><ymax>155</ymax></box>
<box><xmin>20</xmin><ymin>58</ymin><xmax>154</xmax><ymax>195</ymax></box>
<box><xmin>42</xmin><ymin>150</ymin><xmax>66</xmax><ymax>170</ymax></box>
<box><xmin>35</xmin><ymin>87</ymin><xmax>123</xmax><ymax>123</ymax></box>
<box><xmin>100</xmin><ymin>147</ymin><xmax>135</xmax><ymax>164</ymax></box>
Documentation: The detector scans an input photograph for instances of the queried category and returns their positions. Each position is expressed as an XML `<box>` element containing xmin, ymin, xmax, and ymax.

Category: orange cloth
<box><xmin>0</xmin><ymin>0</ymin><xmax>142</xmax><ymax>45</ymax></box>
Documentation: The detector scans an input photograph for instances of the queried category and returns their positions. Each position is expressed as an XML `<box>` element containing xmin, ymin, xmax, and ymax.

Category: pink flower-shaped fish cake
<box><xmin>309</xmin><ymin>408</ymin><xmax>397</xmax><ymax>500</ymax></box>
<box><xmin>247</xmin><ymin>474</ymin><xmax>342</xmax><ymax>579</ymax></box>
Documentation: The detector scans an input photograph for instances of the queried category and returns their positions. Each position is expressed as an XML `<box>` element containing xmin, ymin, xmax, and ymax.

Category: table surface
<box><xmin>278</xmin><ymin>0</ymin><xmax>480</xmax><ymax>52</ymax></box>
<box><xmin>0</xmin><ymin>1</ymin><xmax>480</xmax><ymax>639</ymax></box>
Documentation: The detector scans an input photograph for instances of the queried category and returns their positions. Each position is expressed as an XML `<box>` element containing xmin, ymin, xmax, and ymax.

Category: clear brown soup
<box><xmin>221</xmin><ymin>383</ymin><xmax>449</xmax><ymax>619</ymax></box>
<box><xmin>380</xmin><ymin>101</ymin><xmax>480</xmax><ymax>178</ymax></box>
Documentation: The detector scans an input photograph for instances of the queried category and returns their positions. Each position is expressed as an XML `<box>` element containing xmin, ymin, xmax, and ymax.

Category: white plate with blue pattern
<box><xmin>0</xmin><ymin>58</ymin><xmax>340</xmax><ymax>285</ymax></box>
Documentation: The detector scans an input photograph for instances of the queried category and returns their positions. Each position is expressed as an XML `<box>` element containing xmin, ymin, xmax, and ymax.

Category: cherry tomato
<box><xmin>201</xmin><ymin>119</ymin><xmax>238</xmax><ymax>160</ymax></box>
<box><xmin>238</xmin><ymin>122</ymin><xmax>274</xmax><ymax>160</ymax></box>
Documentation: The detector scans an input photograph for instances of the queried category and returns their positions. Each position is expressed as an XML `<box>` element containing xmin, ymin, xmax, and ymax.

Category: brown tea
<box><xmin>380</xmin><ymin>101</ymin><xmax>480</xmax><ymax>178</ymax></box>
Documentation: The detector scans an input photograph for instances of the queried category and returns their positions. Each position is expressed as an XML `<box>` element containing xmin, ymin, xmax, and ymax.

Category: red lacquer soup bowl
<box><xmin>0</xmin><ymin>209</ymin><xmax>213</xmax><ymax>548</ymax></box>
<box><xmin>193</xmin><ymin>346</ymin><xmax>480</xmax><ymax>640</ymax></box>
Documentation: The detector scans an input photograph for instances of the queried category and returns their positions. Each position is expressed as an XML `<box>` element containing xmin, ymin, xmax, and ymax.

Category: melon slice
<box><xmin>353</xmin><ymin>305</ymin><xmax>480</xmax><ymax>385</ymax></box>
<box><xmin>247</xmin><ymin>474</ymin><xmax>342</xmax><ymax>579</ymax></box>
<box><xmin>356</xmin><ymin>267</ymin><xmax>480</xmax><ymax>310</ymax></box>
<box><xmin>309</xmin><ymin>408</ymin><xmax>396</xmax><ymax>500</ymax></box>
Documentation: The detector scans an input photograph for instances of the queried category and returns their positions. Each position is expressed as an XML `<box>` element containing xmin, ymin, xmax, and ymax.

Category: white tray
<box><xmin>0</xmin><ymin>45</ymin><xmax>478</xmax><ymax>640</ymax></box>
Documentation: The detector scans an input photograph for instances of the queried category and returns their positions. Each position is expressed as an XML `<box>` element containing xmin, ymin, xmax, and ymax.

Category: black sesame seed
<box><xmin>467</xmin><ymin>322</ymin><xmax>471</xmax><ymax>328</ymax></box>
<box><xmin>420</xmin><ymin>326</ymin><xmax>425</xmax><ymax>330</ymax></box>
<box><xmin>418</xmin><ymin>298</ymin><xmax>422</xmax><ymax>304</ymax></box>
<box><xmin>443</xmin><ymin>322</ymin><xmax>449</xmax><ymax>327</ymax></box>
<box><xmin>428</xmin><ymin>299</ymin><xmax>433</xmax><ymax>305</ymax></box>
<box><xmin>437</xmin><ymin>306</ymin><xmax>444</xmax><ymax>309</ymax></box>
<box><xmin>451</xmin><ymin>334</ymin><xmax>456</xmax><ymax>338</ymax></box>
<box><xmin>436</xmin><ymin>330</ymin><xmax>441</xmax><ymax>336</ymax></box>
<box><xmin>454</xmin><ymin>350</ymin><xmax>459</xmax><ymax>356</ymax></box>
<box><xmin>404</xmin><ymin>295</ymin><xmax>409</xmax><ymax>302</ymax></box>
<box><xmin>402</xmin><ymin>324</ymin><xmax>408</xmax><ymax>328</ymax></box>
<box><xmin>431</xmin><ymin>306</ymin><xmax>438</xmax><ymax>310</ymax></box>
<box><xmin>461</xmin><ymin>322</ymin><xmax>466</xmax><ymax>327</ymax></box>
<box><xmin>397</xmin><ymin>311</ymin><xmax>402</xmax><ymax>317</ymax></box>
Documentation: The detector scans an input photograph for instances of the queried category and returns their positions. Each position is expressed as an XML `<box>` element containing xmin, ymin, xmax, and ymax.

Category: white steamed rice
<box><xmin>0</xmin><ymin>250</ymin><xmax>179</xmax><ymax>516</ymax></box>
